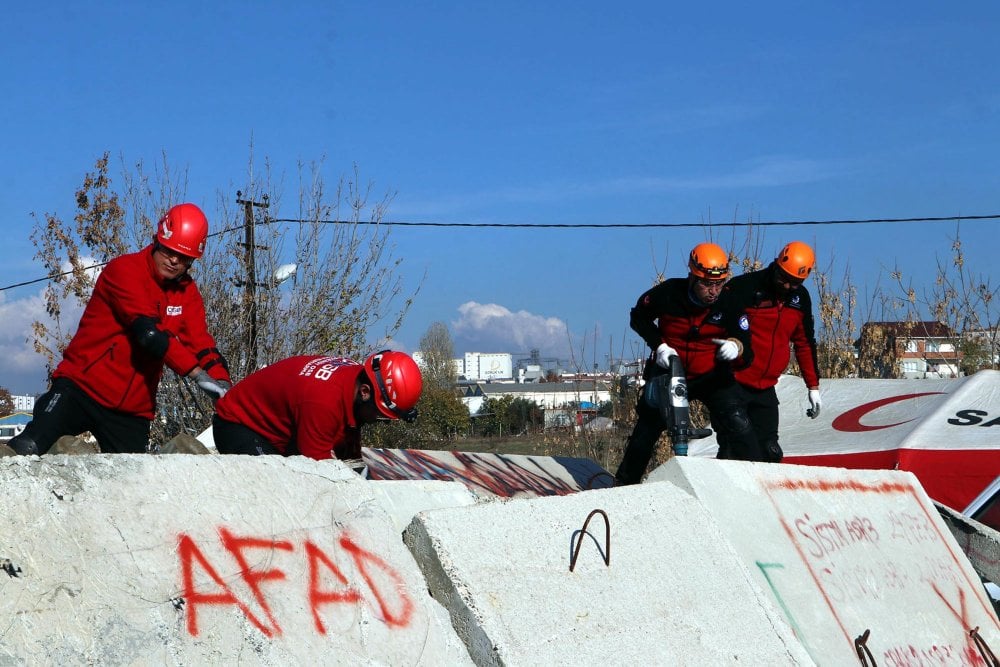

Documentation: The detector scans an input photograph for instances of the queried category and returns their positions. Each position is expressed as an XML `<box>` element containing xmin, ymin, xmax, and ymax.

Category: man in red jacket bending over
<box><xmin>10</xmin><ymin>203</ymin><xmax>232</xmax><ymax>455</ymax></box>
<box><xmin>212</xmin><ymin>350</ymin><xmax>423</xmax><ymax>461</ymax></box>
<box><xmin>722</xmin><ymin>241</ymin><xmax>822</xmax><ymax>462</ymax></box>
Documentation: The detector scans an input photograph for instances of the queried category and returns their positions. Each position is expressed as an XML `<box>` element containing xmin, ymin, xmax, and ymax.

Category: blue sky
<box><xmin>2</xmin><ymin>2</ymin><xmax>1000</xmax><ymax>394</ymax></box>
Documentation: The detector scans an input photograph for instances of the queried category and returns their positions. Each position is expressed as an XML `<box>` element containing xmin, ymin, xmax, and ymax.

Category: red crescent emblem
<box><xmin>831</xmin><ymin>392</ymin><xmax>944</xmax><ymax>432</ymax></box>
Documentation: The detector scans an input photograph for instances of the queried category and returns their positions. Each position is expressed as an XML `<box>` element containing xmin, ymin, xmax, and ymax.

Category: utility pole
<box><xmin>235</xmin><ymin>191</ymin><xmax>269</xmax><ymax>370</ymax></box>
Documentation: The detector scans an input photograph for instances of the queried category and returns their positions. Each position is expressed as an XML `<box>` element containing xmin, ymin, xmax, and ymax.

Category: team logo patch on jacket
<box><xmin>739</xmin><ymin>314</ymin><xmax>749</xmax><ymax>330</ymax></box>
<box><xmin>790</xmin><ymin>294</ymin><xmax>802</xmax><ymax>307</ymax></box>
<box><xmin>709</xmin><ymin>311</ymin><xmax>723</xmax><ymax>323</ymax></box>
<box><xmin>166</xmin><ymin>305</ymin><xmax>183</xmax><ymax>316</ymax></box>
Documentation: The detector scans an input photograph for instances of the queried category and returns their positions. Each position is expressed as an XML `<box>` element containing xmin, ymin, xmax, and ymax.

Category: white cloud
<box><xmin>0</xmin><ymin>256</ymin><xmax>99</xmax><ymax>395</ymax></box>
<box><xmin>450</xmin><ymin>301</ymin><xmax>574</xmax><ymax>360</ymax></box>
<box><xmin>0</xmin><ymin>288</ymin><xmax>54</xmax><ymax>394</ymax></box>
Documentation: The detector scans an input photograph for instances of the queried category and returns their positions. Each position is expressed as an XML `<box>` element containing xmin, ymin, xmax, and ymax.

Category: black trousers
<box><xmin>8</xmin><ymin>378</ymin><xmax>150</xmax><ymax>455</ymax></box>
<box><xmin>736</xmin><ymin>384</ymin><xmax>781</xmax><ymax>462</ymax></box>
<box><xmin>615</xmin><ymin>368</ymin><xmax>762</xmax><ymax>485</ymax></box>
<box><xmin>212</xmin><ymin>414</ymin><xmax>283</xmax><ymax>456</ymax></box>
<box><xmin>711</xmin><ymin>384</ymin><xmax>782</xmax><ymax>462</ymax></box>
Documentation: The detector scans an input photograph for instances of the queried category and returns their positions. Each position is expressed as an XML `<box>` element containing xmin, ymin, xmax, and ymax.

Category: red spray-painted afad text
<box><xmin>177</xmin><ymin>527</ymin><xmax>414</xmax><ymax>637</ymax></box>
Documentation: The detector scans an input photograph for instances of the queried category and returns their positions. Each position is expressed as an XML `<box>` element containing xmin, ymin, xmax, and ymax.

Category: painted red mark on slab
<box><xmin>765</xmin><ymin>475</ymin><xmax>1000</xmax><ymax>657</ymax></box>
<box><xmin>305</xmin><ymin>539</ymin><xmax>362</xmax><ymax>634</ymax></box>
<box><xmin>219</xmin><ymin>527</ymin><xmax>293</xmax><ymax>636</ymax></box>
<box><xmin>767</xmin><ymin>478</ymin><xmax>912</xmax><ymax>494</ymax></box>
<box><xmin>177</xmin><ymin>528</ymin><xmax>413</xmax><ymax>637</ymax></box>
<box><xmin>339</xmin><ymin>533</ymin><xmax>414</xmax><ymax>628</ymax></box>
<box><xmin>178</xmin><ymin>533</ymin><xmax>275</xmax><ymax>637</ymax></box>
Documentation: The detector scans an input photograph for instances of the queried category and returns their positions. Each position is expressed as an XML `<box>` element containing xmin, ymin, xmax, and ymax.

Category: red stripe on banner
<box><xmin>784</xmin><ymin>448</ymin><xmax>1000</xmax><ymax>511</ymax></box>
<box><xmin>783</xmin><ymin>449</ymin><xmax>902</xmax><ymax>470</ymax></box>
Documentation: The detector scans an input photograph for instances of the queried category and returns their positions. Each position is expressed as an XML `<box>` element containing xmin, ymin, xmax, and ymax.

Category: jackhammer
<box><xmin>642</xmin><ymin>354</ymin><xmax>713</xmax><ymax>456</ymax></box>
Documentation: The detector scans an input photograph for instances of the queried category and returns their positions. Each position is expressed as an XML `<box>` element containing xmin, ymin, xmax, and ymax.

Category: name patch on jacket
<box><xmin>166</xmin><ymin>306</ymin><xmax>183</xmax><ymax>316</ymax></box>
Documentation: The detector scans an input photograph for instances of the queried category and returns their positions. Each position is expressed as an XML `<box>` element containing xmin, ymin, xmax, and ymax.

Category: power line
<box><xmin>263</xmin><ymin>213</ymin><xmax>1000</xmax><ymax>229</ymax></box>
<box><xmin>3</xmin><ymin>212</ymin><xmax>998</xmax><ymax>293</ymax></box>
<box><xmin>206</xmin><ymin>212</ymin><xmax>1000</xmax><ymax>236</ymax></box>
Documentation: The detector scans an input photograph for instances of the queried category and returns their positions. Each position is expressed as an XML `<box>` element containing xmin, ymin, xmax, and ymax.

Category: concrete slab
<box><xmin>0</xmin><ymin>455</ymin><xmax>473</xmax><ymax>665</ymax></box>
<box><xmin>650</xmin><ymin>457</ymin><xmax>1000</xmax><ymax>665</ymax></box>
<box><xmin>366</xmin><ymin>479</ymin><xmax>484</xmax><ymax>534</ymax></box>
<box><xmin>936</xmin><ymin>501</ymin><xmax>1000</xmax><ymax>592</ymax></box>
<box><xmin>403</xmin><ymin>482</ymin><xmax>814</xmax><ymax>666</ymax></box>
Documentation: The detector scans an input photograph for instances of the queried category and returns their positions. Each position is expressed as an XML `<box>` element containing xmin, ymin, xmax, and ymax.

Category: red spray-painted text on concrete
<box><xmin>178</xmin><ymin>527</ymin><xmax>414</xmax><ymax>637</ymax></box>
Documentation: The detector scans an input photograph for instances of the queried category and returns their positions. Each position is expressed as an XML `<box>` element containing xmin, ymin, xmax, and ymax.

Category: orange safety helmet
<box><xmin>688</xmin><ymin>242</ymin><xmax>731</xmax><ymax>281</ymax></box>
<box><xmin>364</xmin><ymin>350</ymin><xmax>423</xmax><ymax>422</ymax></box>
<box><xmin>775</xmin><ymin>241</ymin><xmax>816</xmax><ymax>280</ymax></box>
<box><xmin>156</xmin><ymin>203</ymin><xmax>209</xmax><ymax>259</ymax></box>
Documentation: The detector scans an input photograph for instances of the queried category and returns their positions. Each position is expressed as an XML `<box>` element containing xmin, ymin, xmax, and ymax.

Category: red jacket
<box><xmin>214</xmin><ymin>355</ymin><xmax>362</xmax><ymax>460</ymax></box>
<box><xmin>53</xmin><ymin>245</ymin><xmax>230</xmax><ymax>419</ymax></box>
<box><xmin>630</xmin><ymin>277</ymin><xmax>753</xmax><ymax>379</ymax></box>
<box><xmin>724</xmin><ymin>264</ymin><xmax>820</xmax><ymax>390</ymax></box>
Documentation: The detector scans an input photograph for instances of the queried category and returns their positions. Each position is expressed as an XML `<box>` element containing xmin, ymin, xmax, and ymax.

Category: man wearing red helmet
<box><xmin>9</xmin><ymin>203</ymin><xmax>232</xmax><ymax>456</ymax></box>
<box><xmin>212</xmin><ymin>351</ymin><xmax>423</xmax><ymax>461</ymax></box>
<box><xmin>615</xmin><ymin>243</ymin><xmax>763</xmax><ymax>485</ymax></box>
<box><xmin>721</xmin><ymin>241</ymin><xmax>822</xmax><ymax>462</ymax></box>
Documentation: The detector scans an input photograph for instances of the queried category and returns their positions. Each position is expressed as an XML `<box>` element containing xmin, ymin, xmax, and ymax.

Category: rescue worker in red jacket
<box><xmin>212</xmin><ymin>350</ymin><xmax>423</xmax><ymax>461</ymax></box>
<box><xmin>615</xmin><ymin>243</ymin><xmax>762</xmax><ymax>485</ymax></box>
<box><xmin>721</xmin><ymin>241</ymin><xmax>821</xmax><ymax>462</ymax></box>
<box><xmin>9</xmin><ymin>203</ymin><xmax>232</xmax><ymax>456</ymax></box>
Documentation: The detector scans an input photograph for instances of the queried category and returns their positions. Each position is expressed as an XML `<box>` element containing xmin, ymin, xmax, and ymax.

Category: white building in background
<box><xmin>474</xmin><ymin>381</ymin><xmax>610</xmax><ymax>410</ymax></box>
<box><xmin>411</xmin><ymin>351</ymin><xmax>464</xmax><ymax>378</ymax></box>
<box><xmin>462</xmin><ymin>352</ymin><xmax>513</xmax><ymax>381</ymax></box>
<box><xmin>12</xmin><ymin>395</ymin><xmax>35</xmax><ymax>412</ymax></box>
<box><xmin>456</xmin><ymin>380</ymin><xmax>614</xmax><ymax>430</ymax></box>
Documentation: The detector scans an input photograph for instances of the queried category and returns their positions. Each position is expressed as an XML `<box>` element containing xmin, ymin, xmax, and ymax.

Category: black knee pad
<box><xmin>762</xmin><ymin>439</ymin><xmax>784</xmax><ymax>463</ymax></box>
<box><xmin>716</xmin><ymin>407</ymin><xmax>752</xmax><ymax>437</ymax></box>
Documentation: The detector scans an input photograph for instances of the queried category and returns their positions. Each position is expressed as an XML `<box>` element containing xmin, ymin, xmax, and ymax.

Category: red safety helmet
<box><xmin>775</xmin><ymin>241</ymin><xmax>816</xmax><ymax>280</ymax></box>
<box><xmin>364</xmin><ymin>350</ymin><xmax>423</xmax><ymax>421</ymax></box>
<box><xmin>156</xmin><ymin>203</ymin><xmax>209</xmax><ymax>259</ymax></box>
<box><xmin>688</xmin><ymin>242</ymin><xmax>731</xmax><ymax>281</ymax></box>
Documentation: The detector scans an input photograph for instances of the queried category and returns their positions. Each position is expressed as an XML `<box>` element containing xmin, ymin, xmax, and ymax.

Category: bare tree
<box><xmin>414</xmin><ymin>321</ymin><xmax>468</xmax><ymax>441</ymax></box>
<box><xmin>813</xmin><ymin>259</ymin><xmax>862</xmax><ymax>379</ymax></box>
<box><xmin>30</xmin><ymin>153</ymin><xmax>127</xmax><ymax>375</ymax></box>
<box><xmin>196</xmin><ymin>160</ymin><xmax>417</xmax><ymax>376</ymax></box>
<box><xmin>0</xmin><ymin>388</ymin><xmax>15</xmax><ymax>417</ymax></box>
<box><xmin>419</xmin><ymin>321</ymin><xmax>457</xmax><ymax>389</ymax></box>
<box><xmin>888</xmin><ymin>226</ymin><xmax>1000</xmax><ymax>373</ymax></box>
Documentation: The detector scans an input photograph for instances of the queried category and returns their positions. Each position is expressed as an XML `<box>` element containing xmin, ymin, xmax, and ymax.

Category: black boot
<box><xmin>9</xmin><ymin>435</ymin><xmax>40</xmax><ymax>456</ymax></box>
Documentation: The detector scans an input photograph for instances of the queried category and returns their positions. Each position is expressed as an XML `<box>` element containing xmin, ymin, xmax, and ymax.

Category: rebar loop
<box><xmin>569</xmin><ymin>509</ymin><xmax>610</xmax><ymax>572</ymax></box>
<box><xmin>970</xmin><ymin>627</ymin><xmax>1000</xmax><ymax>666</ymax></box>
<box><xmin>855</xmin><ymin>629</ymin><xmax>877</xmax><ymax>666</ymax></box>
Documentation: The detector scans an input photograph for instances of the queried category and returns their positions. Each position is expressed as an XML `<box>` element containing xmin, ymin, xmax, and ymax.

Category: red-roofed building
<box><xmin>856</xmin><ymin>321</ymin><xmax>962</xmax><ymax>378</ymax></box>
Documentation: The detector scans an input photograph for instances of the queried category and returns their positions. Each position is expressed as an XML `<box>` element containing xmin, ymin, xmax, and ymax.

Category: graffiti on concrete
<box><xmin>363</xmin><ymin>448</ymin><xmax>614</xmax><ymax>497</ymax></box>
<box><xmin>762</xmin><ymin>477</ymin><xmax>999</xmax><ymax>665</ymax></box>
<box><xmin>177</xmin><ymin>527</ymin><xmax>413</xmax><ymax>637</ymax></box>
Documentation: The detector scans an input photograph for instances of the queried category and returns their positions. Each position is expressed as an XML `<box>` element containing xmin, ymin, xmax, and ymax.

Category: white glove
<box><xmin>807</xmin><ymin>389</ymin><xmax>821</xmax><ymax>418</ymax></box>
<box><xmin>655</xmin><ymin>343</ymin><xmax>677</xmax><ymax>368</ymax></box>
<box><xmin>712</xmin><ymin>338</ymin><xmax>740</xmax><ymax>362</ymax></box>
<box><xmin>192</xmin><ymin>369</ymin><xmax>229</xmax><ymax>401</ymax></box>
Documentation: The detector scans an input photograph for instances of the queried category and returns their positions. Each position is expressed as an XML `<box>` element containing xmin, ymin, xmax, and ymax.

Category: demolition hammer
<box><xmin>643</xmin><ymin>354</ymin><xmax>713</xmax><ymax>456</ymax></box>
